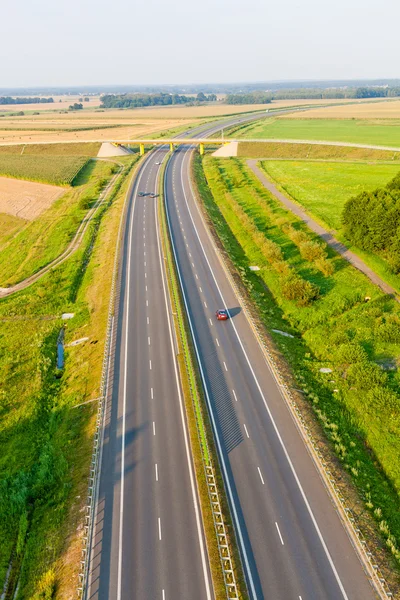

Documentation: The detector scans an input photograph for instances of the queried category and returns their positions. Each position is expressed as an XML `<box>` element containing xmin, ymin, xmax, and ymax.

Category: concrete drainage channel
<box><xmin>158</xmin><ymin>155</ymin><xmax>240</xmax><ymax>600</ymax></box>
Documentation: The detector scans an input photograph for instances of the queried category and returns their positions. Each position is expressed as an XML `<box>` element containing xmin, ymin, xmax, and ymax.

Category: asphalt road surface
<box><xmin>85</xmin><ymin>110</ymin><xmax>292</xmax><ymax>600</ymax></box>
<box><xmin>87</xmin><ymin>109</ymin><xmax>379</xmax><ymax>600</ymax></box>
<box><xmin>163</xmin><ymin>143</ymin><xmax>379</xmax><ymax>598</ymax></box>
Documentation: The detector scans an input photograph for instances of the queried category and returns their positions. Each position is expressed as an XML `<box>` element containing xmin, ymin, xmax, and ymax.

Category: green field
<box><xmin>0</xmin><ymin>154</ymin><xmax>89</xmax><ymax>185</ymax></box>
<box><xmin>237</xmin><ymin>141</ymin><xmax>400</xmax><ymax>162</ymax></box>
<box><xmin>0</xmin><ymin>155</ymin><xmax>139</xmax><ymax>598</ymax></box>
<box><xmin>0</xmin><ymin>142</ymin><xmax>101</xmax><ymax>156</ymax></box>
<box><xmin>260</xmin><ymin>160</ymin><xmax>400</xmax><ymax>230</ymax></box>
<box><xmin>259</xmin><ymin>160</ymin><xmax>400</xmax><ymax>294</ymax></box>
<box><xmin>195</xmin><ymin>155</ymin><xmax>400</xmax><ymax>577</ymax></box>
<box><xmin>0</xmin><ymin>160</ymin><xmax>117</xmax><ymax>286</ymax></box>
<box><xmin>229</xmin><ymin>117</ymin><xmax>400</xmax><ymax>148</ymax></box>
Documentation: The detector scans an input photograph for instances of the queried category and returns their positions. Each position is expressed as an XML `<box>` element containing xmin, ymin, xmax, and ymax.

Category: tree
<box><xmin>69</xmin><ymin>103</ymin><xmax>83</xmax><ymax>111</ymax></box>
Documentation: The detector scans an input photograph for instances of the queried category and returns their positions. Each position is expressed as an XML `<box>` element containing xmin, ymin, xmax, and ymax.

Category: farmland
<box><xmin>0</xmin><ymin>152</ymin><xmax>140</xmax><ymax>599</ymax></box>
<box><xmin>237</xmin><ymin>140</ymin><xmax>400</xmax><ymax>161</ymax></box>
<box><xmin>0</xmin><ymin>159</ymin><xmax>118</xmax><ymax>286</ymax></box>
<box><xmin>260</xmin><ymin>160</ymin><xmax>400</xmax><ymax>230</ymax></box>
<box><xmin>0</xmin><ymin>176</ymin><xmax>65</xmax><ymax>221</ymax></box>
<box><xmin>229</xmin><ymin>117</ymin><xmax>400</xmax><ymax>148</ymax></box>
<box><xmin>0</xmin><ymin>154</ymin><xmax>89</xmax><ymax>185</ymax></box>
<box><xmin>194</xmin><ymin>154</ymin><xmax>400</xmax><ymax>583</ymax></box>
<box><xmin>0</xmin><ymin>97</ymin><xmax>376</xmax><ymax>145</ymax></box>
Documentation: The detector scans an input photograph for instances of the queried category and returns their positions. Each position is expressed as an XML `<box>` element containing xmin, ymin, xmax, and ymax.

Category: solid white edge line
<box><xmin>165</xmin><ymin>154</ymin><xmax>257</xmax><ymax>599</ymax></box>
<box><xmin>181</xmin><ymin>149</ymin><xmax>350</xmax><ymax>600</ymax></box>
<box><xmin>155</xmin><ymin>167</ymin><xmax>213</xmax><ymax>600</ymax></box>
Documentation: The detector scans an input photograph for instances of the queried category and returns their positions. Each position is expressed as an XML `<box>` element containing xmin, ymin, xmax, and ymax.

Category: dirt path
<box><xmin>247</xmin><ymin>159</ymin><xmax>400</xmax><ymax>301</ymax></box>
<box><xmin>0</xmin><ymin>162</ymin><xmax>123</xmax><ymax>299</ymax></box>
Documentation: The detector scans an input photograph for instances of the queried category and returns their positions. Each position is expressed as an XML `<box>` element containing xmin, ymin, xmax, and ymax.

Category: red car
<box><xmin>216</xmin><ymin>309</ymin><xmax>229</xmax><ymax>321</ymax></box>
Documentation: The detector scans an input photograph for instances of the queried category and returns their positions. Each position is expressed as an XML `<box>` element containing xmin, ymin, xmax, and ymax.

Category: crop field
<box><xmin>283</xmin><ymin>99</ymin><xmax>400</xmax><ymax>119</ymax></box>
<box><xmin>0</xmin><ymin>176</ymin><xmax>65</xmax><ymax>221</ymax></box>
<box><xmin>0</xmin><ymin>142</ymin><xmax>101</xmax><ymax>156</ymax></box>
<box><xmin>0</xmin><ymin>154</ymin><xmax>140</xmax><ymax>599</ymax></box>
<box><xmin>260</xmin><ymin>160</ymin><xmax>400</xmax><ymax>230</ymax></box>
<box><xmin>0</xmin><ymin>95</ymin><xmax>101</xmax><ymax>114</ymax></box>
<box><xmin>0</xmin><ymin>98</ymin><xmax>370</xmax><ymax>145</ymax></box>
<box><xmin>237</xmin><ymin>140</ymin><xmax>400</xmax><ymax>161</ymax></box>
<box><xmin>229</xmin><ymin>117</ymin><xmax>400</xmax><ymax>148</ymax></box>
<box><xmin>0</xmin><ymin>160</ymin><xmax>116</xmax><ymax>287</ymax></box>
<box><xmin>0</xmin><ymin>154</ymin><xmax>88</xmax><ymax>185</ymax></box>
<box><xmin>195</xmin><ymin>155</ymin><xmax>400</xmax><ymax>582</ymax></box>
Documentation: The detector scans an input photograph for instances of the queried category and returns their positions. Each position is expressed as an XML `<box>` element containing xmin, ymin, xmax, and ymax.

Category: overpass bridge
<box><xmin>112</xmin><ymin>138</ymin><xmax>230</xmax><ymax>155</ymax></box>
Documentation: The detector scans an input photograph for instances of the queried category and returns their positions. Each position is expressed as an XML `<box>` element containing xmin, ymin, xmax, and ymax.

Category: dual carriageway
<box><xmin>86</xmin><ymin>114</ymin><xmax>378</xmax><ymax>600</ymax></box>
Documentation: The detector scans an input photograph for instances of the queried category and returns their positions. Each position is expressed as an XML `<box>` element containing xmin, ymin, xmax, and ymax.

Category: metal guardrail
<box><xmin>188</xmin><ymin>153</ymin><xmax>394</xmax><ymax>600</ymax></box>
<box><xmin>76</xmin><ymin>158</ymin><xmax>145</xmax><ymax>598</ymax></box>
<box><xmin>158</xmin><ymin>155</ymin><xmax>240</xmax><ymax>600</ymax></box>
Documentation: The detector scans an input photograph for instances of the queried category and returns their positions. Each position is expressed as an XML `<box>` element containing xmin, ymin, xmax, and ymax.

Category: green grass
<box><xmin>260</xmin><ymin>160</ymin><xmax>400</xmax><ymax>230</ymax></box>
<box><xmin>0</xmin><ymin>160</ymin><xmax>117</xmax><ymax>287</ymax></box>
<box><xmin>0</xmin><ymin>154</ymin><xmax>89</xmax><ymax>185</ymax></box>
<box><xmin>195</xmin><ymin>154</ymin><xmax>400</xmax><ymax>578</ymax></box>
<box><xmin>259</xmin><ymin>160</ymin><xmax>400</xmax><ymax>294</ymax></box>
<box><xmin>230</xmin><ymin>117</ymin><xmax>400</xmax><ymax>148</ymax></box>
<box><xmin>0</xmin><ymin>154</ymin><xmax>140</xmax><ymax>598</ymax></box>
<box><xmin>0</xmin><ymin>213</ymin><xmax>27</xmax><ymax>248</ymax></box>
<box><xmin>237</xmin><ymin>140</ymin><xmax>400</xmax><ymax>162</ymax></box>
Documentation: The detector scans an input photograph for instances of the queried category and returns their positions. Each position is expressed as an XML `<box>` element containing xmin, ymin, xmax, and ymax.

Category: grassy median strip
<box><xmin>193</xmin><ymin>153</ymin><xmax>400</xmax><ymax>593</ymax></box>
<box><xmin>157</xmin><ymin>154</ymin><xmax>248</xmax><ymax>600</ymax></box>
<box><xmin>0</xmin><ymin>154</ymin><xmax>141</xmax><ymax>599</ymax></box>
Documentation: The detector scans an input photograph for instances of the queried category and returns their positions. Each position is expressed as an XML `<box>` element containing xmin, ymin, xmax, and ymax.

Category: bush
<box><xmin>280</xmin><ymin>272</ymin><xmax>320</xmax><ymax>306</ymax></box>
<box><xmin>334</xmin><ymin>342</ymin><xmax>369</xmax><ymax>365</ymax></box>
<box><xmin>315</xmin><ymin>257</ymin><xmax>335</xmax><ymax>276</ymax></box>
<box><xmin>299</xmin><ymin>239</ymin><xmax>326</xmax><ymax>262</ymax></box>
<box><xmin>347</xmin><ymin>361</ymin><xmax>388</xmax><ymax>390</ymax></box>
<box><xmin>375</xmin><ymin>314</ymin><xmax>400</xmax><ymax>342</ymax></box>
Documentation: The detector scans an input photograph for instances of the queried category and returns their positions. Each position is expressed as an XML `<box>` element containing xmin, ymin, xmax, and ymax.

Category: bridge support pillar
<box><xmin>139</xmin><ymin>143</ymin><xmax>145</xmax><ymax>156</ymax></box>
<box><xmin>199</xmin><ymin>142</ymin><xmax>205</xmax><ymax>155</ymax></box>
<box><xmin>169</xmin><ymin>142</ymin><xmax>175</xmax><ymax>152</ymax></box>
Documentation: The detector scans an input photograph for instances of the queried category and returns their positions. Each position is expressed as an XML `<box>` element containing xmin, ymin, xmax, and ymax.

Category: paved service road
<box><xmin>164</xmin><ymin>141</ymin><xmax>379</xmax><ymax>599</ymax></box>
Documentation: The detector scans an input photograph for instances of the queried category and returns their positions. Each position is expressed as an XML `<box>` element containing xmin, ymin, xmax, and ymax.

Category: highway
<box><xmin>164</xmin><ymin>142</ymin><xmax>379</xmax><ymax>598</ymax></box>
<box><xmin>85</xmin><ymin>111</ymin><xmax>291</xmax><ymax>600</ymax></box>
<box><xmin>86</xmin><ymin>108</ymin><xmax>378</xmax><ymax>600</ymax></box>
<box><xmin>86</xmin><ymin>147</ymin><xmax>214</xmax><ymax>600</ymax></box>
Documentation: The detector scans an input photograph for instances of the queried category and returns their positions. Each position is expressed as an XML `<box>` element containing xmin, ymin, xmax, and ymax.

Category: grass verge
<box><xmin>193</xmin><ymin>153</ymin><xmax>400</xmax><ymax>595</ymax></box>
<box><xmin>0</xmin><ymin>153</ymin><xmax>141</xmax><ymax>599</ymax></box>
<box><xmin>158</xmin><ymin>154</ymin><xmax>248</xmax><ymax>600</ymax></box>
<box><xmin>259</xmin><ymin>159</ymin><xmax>400</xmax><ymax>295</ymax></box>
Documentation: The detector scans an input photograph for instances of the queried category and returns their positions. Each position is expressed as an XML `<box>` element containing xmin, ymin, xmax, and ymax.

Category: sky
<box><xmin>1</xmin><ymin>0</ymin><xmax>399</xmax><ymax>88</ymax></box>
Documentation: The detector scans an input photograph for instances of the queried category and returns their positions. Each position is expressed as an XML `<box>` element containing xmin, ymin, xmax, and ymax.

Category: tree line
<box><xmin>0</xmin><ymin>97</ymin><xmax>54</xmax><ymax>105</ymax></box>
<box><xmin>100</xmin><ymin>92</ymin><xmax>216</xmax><ymax>109</ymax></box>
<box><xmin>342</xmin><ymin>172</ymin><xmax>400</xmax><ymax>273</ymax></box>
<box><xmin>225</xmin><ymin>87</ymin><xmax>400</xmax><ymax>103</ymax></box>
